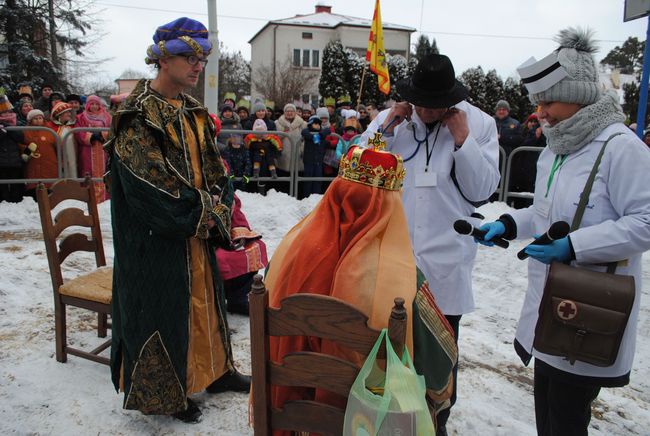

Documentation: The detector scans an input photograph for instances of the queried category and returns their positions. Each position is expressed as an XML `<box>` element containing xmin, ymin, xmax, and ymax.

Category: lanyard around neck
<box><xmin>545</xmin><ymin>154</ymin><xmax>568</xmax><ymax>198</ymax></box>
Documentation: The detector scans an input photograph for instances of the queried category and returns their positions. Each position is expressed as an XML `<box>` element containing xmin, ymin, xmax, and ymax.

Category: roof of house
<box><xmin>248</xmin><ymin>10</ymin><xmax>415</xmax><ymax>43</ymax></box>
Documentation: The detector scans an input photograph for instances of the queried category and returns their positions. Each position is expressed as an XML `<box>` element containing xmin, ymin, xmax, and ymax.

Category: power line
<box><xmin>95</xmin><ymin>2</ymin><xmax>628</xmax><ymax>44</ymax></box>
<box><xmin>419</xmin><ymin>30</ymin><xmax>625</xmax><ymax>44</ymax></box>
<box><xmin>94</xmin><ymin>2</ymin><xmax>267</xmax><ymax>21</ymax></box>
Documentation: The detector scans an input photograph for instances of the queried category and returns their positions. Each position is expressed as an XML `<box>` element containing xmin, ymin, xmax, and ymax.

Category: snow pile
<box><xmin>0</xmin><ymin>192</ymin><xmax>648</xmax><ymax>435</ymax></box>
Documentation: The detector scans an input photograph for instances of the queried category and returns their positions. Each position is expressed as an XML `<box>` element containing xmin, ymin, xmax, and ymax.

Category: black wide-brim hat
<box><xmin>397</xmin><ymin>54</ymin><xmax>468</xmax><ymax>108</ymax></box>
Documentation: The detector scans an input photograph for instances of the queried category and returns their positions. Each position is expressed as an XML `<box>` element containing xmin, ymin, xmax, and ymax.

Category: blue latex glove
<box><xmin>476</xmin><ymin>221</ymin><xmax>505</xmax><ymax>247</ymax></box>
<box><xmin>524</xmin><ymin>235</ymin><xmax>571</xmax><ymax>264</ymax></box>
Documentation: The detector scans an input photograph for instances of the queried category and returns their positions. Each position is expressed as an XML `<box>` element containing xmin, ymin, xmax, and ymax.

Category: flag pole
<box><xmin>357</xmin><ymin>62</ymin><xmax>367</xmax><ymax>112</ymax></box>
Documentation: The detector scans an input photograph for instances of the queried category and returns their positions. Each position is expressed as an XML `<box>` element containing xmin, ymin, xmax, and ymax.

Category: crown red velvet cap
<box><xmin>338</xmin><ymin>144</ymin><xmax>405</xmax><ymax>191</ymax></box>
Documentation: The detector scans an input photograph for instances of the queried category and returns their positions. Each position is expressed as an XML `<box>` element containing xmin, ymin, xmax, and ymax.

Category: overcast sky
<box><xmin>88</xmin><ymin>0</ymin><xmax>648</xmax><ymax>87</ymax></box>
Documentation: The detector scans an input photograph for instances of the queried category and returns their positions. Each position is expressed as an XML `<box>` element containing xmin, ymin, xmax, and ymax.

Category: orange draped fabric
<box><xmin>264</xmin><ymin>177</ymin><xmax>417</xmax><ymax>415</ymax></box>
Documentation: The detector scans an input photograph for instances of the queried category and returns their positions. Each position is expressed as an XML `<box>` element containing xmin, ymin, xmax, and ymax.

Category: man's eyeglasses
<box><xmin>180</xmin><ymin>55</ymin><xmax>209</xmax><ymax>67</ymax></box>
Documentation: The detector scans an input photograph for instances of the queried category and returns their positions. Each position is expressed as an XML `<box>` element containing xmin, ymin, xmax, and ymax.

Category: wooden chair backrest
<box><xmin>36</xmin><ymin>178</ymin><xmax>106</xmax><ymax>295</ymax></box>
<box><xmin>249</xmin><ymin>274</ymin><xmax>407</xmax><ymax>436</ymax></box>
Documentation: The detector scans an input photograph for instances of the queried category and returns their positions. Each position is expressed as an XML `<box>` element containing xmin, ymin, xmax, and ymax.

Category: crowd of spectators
<box><xmin>0</xmin><ymin>83</ymin><xmax>121</xmax><ymax>203</ymax></box>
<box><xmin>2</xmin><ymin>83</ymin><xmax>647</xmax><ymax>204</ymax></box>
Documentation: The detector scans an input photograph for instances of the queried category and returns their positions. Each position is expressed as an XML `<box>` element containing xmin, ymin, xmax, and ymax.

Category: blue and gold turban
<box><xmin>145</xmin><ymin>17</ymin><xmax>211</xmax><ymax>65</ymax></box>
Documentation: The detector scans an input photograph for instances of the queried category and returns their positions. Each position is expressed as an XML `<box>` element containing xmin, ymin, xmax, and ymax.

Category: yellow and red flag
<box><xmin>366</xmin><ymin>0</ymin><xmax>390</xmax><ymax>95</ymax></box>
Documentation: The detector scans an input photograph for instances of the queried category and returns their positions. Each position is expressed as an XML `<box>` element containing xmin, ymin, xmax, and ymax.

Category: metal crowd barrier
<box><xmin>2</xmin><ymin>125</ymin><xmax>543</xmax><ymax>205</ymax></box>
<box><xmin>502</xmin><ymin>146</ymin><xmax>544</xmax><ymax>206</ymax></box>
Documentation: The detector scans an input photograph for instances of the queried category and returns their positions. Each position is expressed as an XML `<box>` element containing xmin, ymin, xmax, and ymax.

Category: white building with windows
<box><xmin>248</xmin><ymin>3</ymin><xmax>415</xmax><ymax>107</ymax></box>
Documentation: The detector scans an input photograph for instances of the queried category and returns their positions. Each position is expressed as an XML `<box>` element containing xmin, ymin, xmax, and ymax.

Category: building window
<box><xmin>302</xmin><ymin>32</ymin><xmax>313</xmax><ymax>39</ymax></box>
<box><xmin>302</xmin><ymin>49</ymin><xmax>310</xmax><ymax>67</ymax></box>
<box><xmin>312</xmin><ymin>50</ymin><xmax>319</xmax><ymax>68</ymax></box>
<box><xmin>293</xmin><ymin>49</ymin><xmax>301</xmax><ymax>67</ymax></box>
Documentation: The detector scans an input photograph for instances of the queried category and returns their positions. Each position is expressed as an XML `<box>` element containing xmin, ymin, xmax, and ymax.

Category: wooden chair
<box><xmin>249</xmin><ymin>274</ymin><xmax>407</xmax><ymax>436</ymax></box>
<box><xmin>36</xmin><ymin>178</ymin><xmax>112</xmax><ymax>365</ymax></box>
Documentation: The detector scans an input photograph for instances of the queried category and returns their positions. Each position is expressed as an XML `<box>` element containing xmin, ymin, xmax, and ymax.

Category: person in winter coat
<box><xmin>509</xmin><ymin>113</ymin><xmax>546</xmax><ymax>209</ymax></box>
<box><xmin>274</xmin><ymin>103</ymin><xmax>307</xmax><ymax>178</ymax></box>
<box><xmin>244</xmin><ymin>118</ymin><xmax>282</xmax><ymax>181</ymax></box>
<box><xmin>315</xmin><ymin>107</ymin><xmax>341</xmax><ymax>181</ymax></box>
<box><xmin>74</xmin><ymin>95</ymin><xmax>111</xmax><ymax>201</ymax></box>
<box><xmin>359</xmin><ymin>53</ymin><xmax>500</xmax><ymax>436</ymax></box>
<box><xmin>15</xmin><ymin>99</ymin><xmax>33</xmax><ymax>126</ymax></box>
<box><xmin>46</xmin><ymin>102</ymin><xmax>78</xmax><ymax>179</ymax></box>
<box><xmin>20</xmin><ymin>109</ymin><xmax>58</xmax><ymax>197</ymax></box>
<box><xmin>217</xmin><ymin>105</ymin><xmax>242</xmax><ymax>146</ymax></box>
<box><xmin>301</xmin><ymin>115</ymin><xmax>329</xmax><ymax>197</ymax></box>
<box><xmin>479</xmin><ymin>27</ymin><xmax>650</xmax><ymax>436</ymax></box>
<box><xmin>494</xmin><ymin>99</ymin><xmax>523</xmax><ymax>157</ymax></box>
<box><xmin>243</xmin><ymin>101</ymin><xmax>274</xmax><ymax>131</ymax></box>
<box><xmin>0</xmin><ymin>93</ymin><xmax>25</xmax><ymax>202</ymax></box>
<box><xmin>221</xmin><ymin>134</ymin><xmax>251</xmax><ymax>192</ymax></box>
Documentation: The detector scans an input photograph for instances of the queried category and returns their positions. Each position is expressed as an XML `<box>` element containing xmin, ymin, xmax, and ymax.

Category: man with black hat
<box><xmin>106</xmin><ymin>16</ymin><xmax>250</xmax><ymax>424</ymax></box>
<box><xmin>359</xmin><ymin>53</ymin><xmax>500</xmax><ymax>435</ymax></box>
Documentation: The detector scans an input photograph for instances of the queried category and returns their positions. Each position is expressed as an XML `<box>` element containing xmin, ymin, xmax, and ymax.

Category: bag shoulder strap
<box><xmin>570</xmin><ymin>132</ymin><xmax>624</xmax><ymax>273</ymax></box>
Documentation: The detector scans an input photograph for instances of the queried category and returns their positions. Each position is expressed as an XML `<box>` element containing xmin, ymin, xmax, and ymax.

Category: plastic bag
<box><xmin>343</xmin><ymin>329</ymin><xmax>434</xmax><ymax>436</ymax></box>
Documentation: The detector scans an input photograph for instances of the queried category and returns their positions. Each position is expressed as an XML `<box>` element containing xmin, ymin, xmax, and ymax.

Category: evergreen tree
<box><xmin>412</xmin><ymin>34</ymin><xmax>439</xmax><ymax>61</ymax></box>
<box><xmin>387</xmin><ymin>54</ymin><xmax>409</xmax><ymax>102</ymax></box>
<box><xmin>601</xmin><ymin>36</ymin><xmax>645</xmax><ymax>76</ymax></box>
<box><xmin>319</xmin><ymin>40</ymin><xmax>348</xmax><ymax>102</ymax></box>
<box><xmin>344</xmin><ymin>47</ymin><xmax>363</xmax><ymax>105</ymax></box>
<box><xmin>0</xmin><ymin>0</ymin><xmax>96</xmax><ymax>97</ymax></box>
<box><xmin>484</xmin><ymin>69</ymin><xmax>505</xmax><ymax>115</ymax></box>
<box><xmin>623</xmin><ymin>81</ymin><xmax>650</xmax><ymax>127</ymax></box>
<box><xmin>459</xmin><ymin>66</ymin><xmax>488</xmax><ymax>111</ymax></box>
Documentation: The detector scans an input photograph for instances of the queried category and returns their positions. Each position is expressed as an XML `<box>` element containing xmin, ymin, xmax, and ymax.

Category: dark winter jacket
<box><xmin>0</xmin><ymin>128</ymin><xmax>24</xmax><ymax>168</ymax></box>
<box><xmin>495</xmin><ymin>116</ymin><xmax>523</xmax><ymax>155</ymax></box>
<box><xmin>222</xmin><ymin>145</ymin><xmax>252</xmax><ymax>178</ymax></box>
<box><xmin>301</xmin><ymin>126</ymin><xmax>330</xmax><ymax>166</ymax></box>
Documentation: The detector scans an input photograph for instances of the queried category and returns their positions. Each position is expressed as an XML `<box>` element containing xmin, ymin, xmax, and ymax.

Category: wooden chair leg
<box><xmin>55</xmin><ymin>298</ymin><xmax>67</xmax><ymax>363</ymax></box>
<box><xmin>97</xmin><ymin>313</ymin><xmax>108</xmax><ymax>338</ymax></box>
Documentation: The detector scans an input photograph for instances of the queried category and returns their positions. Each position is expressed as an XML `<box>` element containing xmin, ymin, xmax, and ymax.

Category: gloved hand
<box><xmin>476</xmin><ymin>221</ymin><xmax>505</xmax><ymax>247</ymax></box>
<box><xmin>524</xmin><ymin>236</ymin><xmax>571</xmax><ymax>264</ymax></box>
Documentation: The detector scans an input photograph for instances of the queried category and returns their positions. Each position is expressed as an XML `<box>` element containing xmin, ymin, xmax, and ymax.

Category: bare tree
<box><xmin>252</xmin><ymin>56</ymin><xmax>319</xmax><ymax>106</ymax></box>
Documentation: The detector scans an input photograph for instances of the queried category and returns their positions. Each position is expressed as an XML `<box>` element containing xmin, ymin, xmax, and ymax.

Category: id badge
<box><xmin>415</xmin><ymin>169</ymin><xmax>437</xmax><ymax>187</ymax></box>
<box><xmin>535</xmin><ymin>197</ymin><xmax>550</xmax><ymax>218</ymax></box>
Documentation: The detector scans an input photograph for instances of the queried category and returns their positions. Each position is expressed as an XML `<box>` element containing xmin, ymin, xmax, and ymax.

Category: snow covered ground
<box><xmin>1</xmin><ymin>190</ymin><xmax>648</xmax><ymax>435</ymax></box>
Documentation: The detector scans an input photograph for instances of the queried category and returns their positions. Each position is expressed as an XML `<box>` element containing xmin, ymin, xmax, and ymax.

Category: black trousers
<box><xmin>534</xmin><ymin>360</ymin><xmax>601</xmax><ymax>436</ymax></box>
<box><xmin>436</xmin><ymin>314</ymin><xmax>461</xmax><ymax>431</ymax></box>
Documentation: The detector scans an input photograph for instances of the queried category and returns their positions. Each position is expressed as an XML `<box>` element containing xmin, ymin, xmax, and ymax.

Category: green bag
<box><xmin>343</xmin><ymin>329</ymin><xmax>434</xmax><ymax>436</ymax></box>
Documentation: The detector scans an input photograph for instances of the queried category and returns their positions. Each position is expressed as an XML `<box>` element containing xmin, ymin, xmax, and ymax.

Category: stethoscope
<box><xmin>379</xmin><ymin>115</ymin><xmax>442</xmax><ymax>165</ymax></box>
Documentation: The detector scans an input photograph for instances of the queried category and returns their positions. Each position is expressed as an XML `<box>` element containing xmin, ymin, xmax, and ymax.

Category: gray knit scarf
<box><xmin>543</xmin><ymin>90</ymin><xmax>625</xmax><ymax>155</ymax></box>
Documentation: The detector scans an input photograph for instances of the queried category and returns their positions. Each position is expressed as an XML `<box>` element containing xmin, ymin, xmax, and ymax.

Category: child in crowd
<box><xmin>301</xmin><ymin>115</ymin><xmax>329</xmax><ymax>197</ymax></box>
<box><xmin>222</xmin><ymin>134</ymin><xmax>251</xmax><ymax>192</ymax></box>
<box><xmin>244</xmin><ymin>119</ymin><xmax>282</xmax><ymax>193</ymax></box>
<box><xmin>20</xmin><ymin>109</ymin><xmax>58</xmax><ymax>198</ymax></box>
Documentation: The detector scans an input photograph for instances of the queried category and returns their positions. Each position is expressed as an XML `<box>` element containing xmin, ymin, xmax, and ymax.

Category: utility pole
<box><xmin>205</xmin><ymin>0</ymin><xmax>219</xmax><ymax>113</ymax></box>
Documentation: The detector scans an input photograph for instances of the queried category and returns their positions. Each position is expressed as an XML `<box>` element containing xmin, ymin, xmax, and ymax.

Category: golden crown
<box><xmin>338</xmin><ymin>132</ymin><xmax>405</xmax><ymax>191</ymax></box>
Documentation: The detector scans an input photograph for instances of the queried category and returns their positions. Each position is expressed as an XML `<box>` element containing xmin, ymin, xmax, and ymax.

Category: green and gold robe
<box><xmin>106</xmin><ymin>79</ymin><xmax>234</xmax><ymax>415</ymax></box>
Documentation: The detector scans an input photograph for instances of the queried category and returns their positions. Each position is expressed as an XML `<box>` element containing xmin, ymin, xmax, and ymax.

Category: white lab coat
<box><xmin>360</xmin><ymin>102</ymin><xmax>500</xmax><ymax>314</ymax></box>
<box><xmin>509</xmin><ymin>123</ymin><xmax>650</xmax><ymax>378</ymax></box>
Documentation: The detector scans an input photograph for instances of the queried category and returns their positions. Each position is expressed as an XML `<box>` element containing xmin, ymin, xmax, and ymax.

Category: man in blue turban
<box><xmin>106</xmin><ymin>17</ymin><xmax>250</xmax><ymax>423</ymax></box>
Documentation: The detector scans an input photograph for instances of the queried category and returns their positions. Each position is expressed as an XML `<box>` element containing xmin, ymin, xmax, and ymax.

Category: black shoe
<box><xmin>436</xmin><ymin>425</ymin><xmax>448</xmax><ymax>436</ymax></box>
<box><xmin>206</xmin><ymin>370</ymin><xmax>251</xmax><ymax>394</ymax></box>
<box><xmin>172</xmin><ymin>398</ymin><xmax>202</xmax><ymax>423</ymax></box>
<box><xmin>227</xmin><ymin>303</ymin><xmax>249</xmax><ymax>316</ymax></box>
